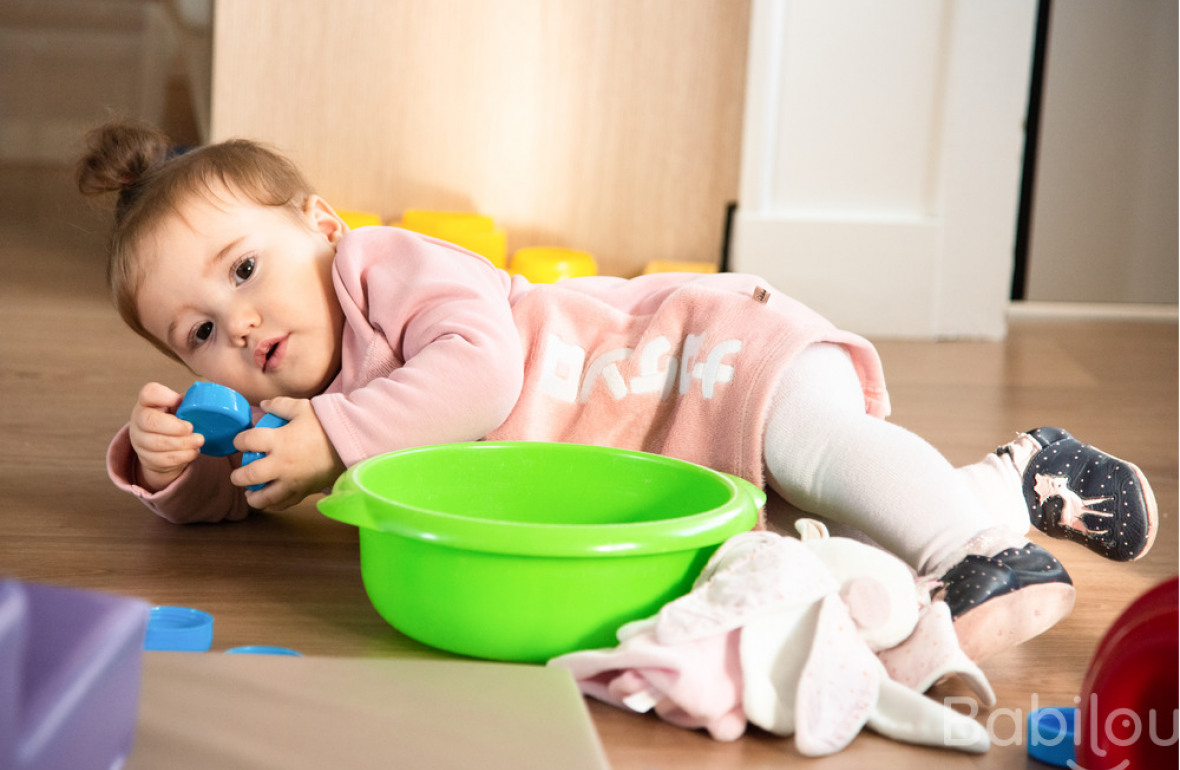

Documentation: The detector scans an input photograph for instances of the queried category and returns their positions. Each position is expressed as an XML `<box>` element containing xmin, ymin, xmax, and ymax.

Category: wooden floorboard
<box><xmin>1</xmin><ymin>164</ymin><xmax>1176</xmax><ymax>768</ymax></box>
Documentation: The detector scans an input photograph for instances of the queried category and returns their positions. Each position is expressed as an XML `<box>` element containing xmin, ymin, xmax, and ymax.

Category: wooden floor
<box><xmin>1</xmin><ymin>164</ymin><xmax>1176</xmax><ymax>768</ymax></box>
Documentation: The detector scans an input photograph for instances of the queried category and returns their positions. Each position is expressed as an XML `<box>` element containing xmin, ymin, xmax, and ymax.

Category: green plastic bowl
<box><xmin>318</xmin><ymin>442</ymin><xmax>764</xmax><ymax>662</ymax></box>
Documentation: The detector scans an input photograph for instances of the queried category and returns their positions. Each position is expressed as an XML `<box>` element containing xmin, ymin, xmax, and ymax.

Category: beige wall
<box><xmin>1026</xmin><ymin>0</ymin><xmax>1178</xmax><ymax>305</ymax></box>
<box><xmin>210</xmin><ymin>0</ymin><xmax>750</xmax><ymax>277</ymax></box>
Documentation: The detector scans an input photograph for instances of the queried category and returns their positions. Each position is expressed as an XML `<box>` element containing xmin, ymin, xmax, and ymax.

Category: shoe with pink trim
<box><xmin>1005</xmin><ymin>427</ymin><xmax>1158</xmax><ymax>562</ymax></box>
<box><xmin>937</xmin><ymin>542</ymin><xmax>1076</xmax><ymax>662</ymax></box>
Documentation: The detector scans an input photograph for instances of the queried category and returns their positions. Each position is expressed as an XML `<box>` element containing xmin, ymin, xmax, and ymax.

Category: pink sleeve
<box><xmin>311</xmin><ymin>232</ymin><xmax>524</xmax><ymax>467</ymax></box>
<box><xmin>106</xmin><ymin>425</ymin><xmax>251</xmax><ymax>524</ymax></box>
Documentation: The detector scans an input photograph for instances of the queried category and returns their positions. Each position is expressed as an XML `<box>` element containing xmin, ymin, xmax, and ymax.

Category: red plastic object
<box><xmin>1076</xmin><ymin>576</ymin><xmax>1178</xmax><ymax>769</ymax></box>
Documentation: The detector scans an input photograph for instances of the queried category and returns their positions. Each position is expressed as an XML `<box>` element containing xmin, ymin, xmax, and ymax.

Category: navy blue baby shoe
<box><xmin>1013</xmin><ymin>427</ymin><xmax>1157</xmax><ymax>562</ymax></box>
<box><xmin>938</xmin><ymin>542</ymin><xmax>1075</xmax><ymax>661</ymax></box>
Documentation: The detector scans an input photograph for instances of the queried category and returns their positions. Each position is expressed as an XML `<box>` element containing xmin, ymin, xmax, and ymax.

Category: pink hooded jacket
<box><xmin>108</xmin><ymin>227</ymin><xmax>889</xmax><ymax>523</ymax></box>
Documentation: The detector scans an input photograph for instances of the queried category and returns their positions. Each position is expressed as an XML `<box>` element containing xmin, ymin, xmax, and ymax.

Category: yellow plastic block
<box><xmin>642</xmin><ymin>260</ymin><xmax>718</xmax><ymax>275</ymax></box>
<box><xmin>401</xmin><ymin>210</ymin><xmax>495</xmax><ymax>233</ymax></box>
<box><xmin>337</xmin><ymin>210</ymin><xmax>384</xmax><ymax>229</ymax></box>
<box><xmin>509</xmin><ymin>247</ymin><xmax>597</xmax><ymax>283</ymax></box>
<box><xmin>396</xmin><ymin>209</ymin><xmax>508</xmax><ymax>269</ymax></box>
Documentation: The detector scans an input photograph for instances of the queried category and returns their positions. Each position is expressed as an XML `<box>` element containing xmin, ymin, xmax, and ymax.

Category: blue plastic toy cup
<box><xmin>176</xmin><ymin>382</ymin><xmax>251</xmax><ymax>456</ymax></box>
<box><xmin>1027</xmin><ymin>707</ymin><xmax>1077</xmax><ymax>767</ymax></box>
<box><xmin>175</xmin><ymin>383</ymin><xmax>288</xmax><ymax>488</ymax></box>
<box><xmin>225</xmin><ymin>645</ymin><xmax>302</xmax><ymax>656</ymax></box>
<box><xmin>145</xmin><ymin>606</ymin><xmax>214</xmax><ymax>652</ymax></box>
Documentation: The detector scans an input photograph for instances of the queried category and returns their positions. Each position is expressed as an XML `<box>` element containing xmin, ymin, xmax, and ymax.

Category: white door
<box><xmin>731</xmin><ymin>0</ymin><xmax>1038</xmax><ymax>339</ymax></box>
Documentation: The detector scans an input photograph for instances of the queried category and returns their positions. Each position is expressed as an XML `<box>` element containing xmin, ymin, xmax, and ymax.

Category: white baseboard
<box><xmin>1008</xmin><ymin>301</ymin><xmax>1179</xmax><ymax>322</ymax></box>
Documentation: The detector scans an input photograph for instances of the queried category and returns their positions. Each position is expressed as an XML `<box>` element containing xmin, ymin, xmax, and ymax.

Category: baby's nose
<box><xmin>225</xmin><ymin>308</ymin><xmax>260</xmax><ymax>345</ymax></box>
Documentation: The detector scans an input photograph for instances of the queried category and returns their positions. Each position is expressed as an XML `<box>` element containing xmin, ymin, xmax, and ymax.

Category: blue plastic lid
<box><xmin>225</xmin><ymin>645</ymin><xmax>302</xmax><ymax>656</ymax></box>
<box><xmin>145</xmin><ymin>606</ymin><xmax>214</xmax><ymax>652</ymax></box>
<box><xmin>176</xmin><ymin>382</ymin><xmax>251</xmax><ymax>457</ymax></box>
<box><xmin>241</xmin><ymin>412</ymin><xmax>290</xmax><ymax>491</ymax></box>
<box><xmin>1027</xmin><ymin>706</ymin><xmax>1077</xmax><ymax>767</ymax></box>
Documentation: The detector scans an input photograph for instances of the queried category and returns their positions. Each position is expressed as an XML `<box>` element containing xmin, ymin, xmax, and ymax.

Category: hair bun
<box><xmin>76</xmin><ymin>120</ymin><xmax>171</xmax><ymax>198</ymax></box>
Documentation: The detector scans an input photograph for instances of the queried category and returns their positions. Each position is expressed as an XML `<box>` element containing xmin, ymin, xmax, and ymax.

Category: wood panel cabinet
<box><xmin>211</xmin><ymin>0</ymin><xmax>750</xmax><ymax>277</ymax></box>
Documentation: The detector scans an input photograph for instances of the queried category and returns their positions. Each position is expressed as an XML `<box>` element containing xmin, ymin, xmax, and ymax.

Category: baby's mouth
<box><xmin>256</xmin><ymin>336</ymin><xmax>287</xmax><ymax>372</ymax></box>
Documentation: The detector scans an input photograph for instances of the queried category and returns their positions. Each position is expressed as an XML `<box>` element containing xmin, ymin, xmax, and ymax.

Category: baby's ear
<box><xmin>303</xmin><ymin>195</ymin><xmax>346</xmax><ymax>245</ymax></box>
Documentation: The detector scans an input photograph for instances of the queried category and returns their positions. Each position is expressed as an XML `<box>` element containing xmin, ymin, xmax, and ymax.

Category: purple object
<box><xmin>0</xmin><ymin>579</ymin><xmax>149</xmax><ymax>770</ymax></box>
<box><xmin>0</xmin><ymin>582</ymin><xmax>24</xmax><ymax>769</ymax></box>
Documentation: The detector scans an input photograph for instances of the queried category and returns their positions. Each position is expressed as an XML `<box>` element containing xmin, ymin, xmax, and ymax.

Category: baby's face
<box><xmin>135</xmin><ymin>186</ymin><xmax>346</xmax><ymax>404</ymax></box>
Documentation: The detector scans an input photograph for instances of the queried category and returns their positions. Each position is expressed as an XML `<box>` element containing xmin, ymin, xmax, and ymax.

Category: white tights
<box><xmin>762</xmin><ymin>344</ymin><xmax>1031</xmax><ymax>576</ymax></box>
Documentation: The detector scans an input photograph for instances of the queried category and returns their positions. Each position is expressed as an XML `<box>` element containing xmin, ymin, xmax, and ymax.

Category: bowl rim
<box><xmin>320</xmin><ymin>442</ymin><xmax>762</xmax><ymax>557</ymax></box>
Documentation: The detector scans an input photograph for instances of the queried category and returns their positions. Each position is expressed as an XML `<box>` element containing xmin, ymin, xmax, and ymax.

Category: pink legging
<box><xmin>762</xmin><ymin>343</ymin><xmax>1030</xmax><ymax>576</ymax></box>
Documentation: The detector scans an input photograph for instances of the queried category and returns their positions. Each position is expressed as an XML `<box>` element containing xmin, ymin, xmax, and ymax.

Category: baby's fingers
<box><xmin>144</xmin><ymin>445</ymin><xmax>204</xmax><ymax>476</ymax></box>
<box><xmin>240</xmin><ymin>470</ymin><xmax>294</xmax><ymax>511</ymax></box>
<box><xmin>133</xmin><ymin>428</ymin><xmax>204</xmax><ymax>455</ymax></box>
<box><xmin>134</xmin><ymin>431</ymin><xmax>204</xmax><ymax>486</ymax></box>
<box><xmin>136</xmin><ymin>406</ymin><xmax>199</xmax><ymax>438</ymax></box>
<box><xmin>137</xmin><ymin>381</ymin><xmax>185</xmax><ymax>411</ymax></box>
<box><xmin>245</xmin><ymin>483</ymin><xmax>301</xmax><ymax>512</ymax></box>
<box><xmin>229</xmin><ymin>455</ymin><xmax>273</xmax><ymax>491</ymax></box>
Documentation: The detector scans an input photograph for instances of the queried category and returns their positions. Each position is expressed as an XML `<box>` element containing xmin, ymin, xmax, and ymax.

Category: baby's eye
<box><xmin>233</xmin><ymin>256</ymin><xmax>256</xmax><ymax>285</ymax></box>
<box><xmin>191</xmin><ymin>321</ymin><xmax>213</xmax><ymax>347</ymax></box>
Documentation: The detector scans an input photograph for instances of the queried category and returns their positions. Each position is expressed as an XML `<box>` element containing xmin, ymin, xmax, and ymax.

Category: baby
<box><xmin>78</xmin><ymin>120</ymin><xmax>1158</xmax><ymax>661</ymax></box>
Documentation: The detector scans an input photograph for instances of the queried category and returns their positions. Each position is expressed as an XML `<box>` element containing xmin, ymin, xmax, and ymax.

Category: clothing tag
<box><xmin>752</xmin><ymin>286</ymin><xmax>770</xmax><ymax>304</ymax></box>
<box><xmin>621</xmin><ymin>688</ymin><xmax>661</xmax><ymax>714</ymax></box>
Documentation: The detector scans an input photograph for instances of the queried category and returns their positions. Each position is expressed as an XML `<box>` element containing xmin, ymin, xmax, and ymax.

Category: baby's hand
<box><xmin>128</xmin><ymin>382</ymin><xmax>205</xmax><ymax>492</ymax></box>
<box><xmin>230</xmin><ymin>397</ymin><xmax>345</xmax><ymax>511</ymax></box>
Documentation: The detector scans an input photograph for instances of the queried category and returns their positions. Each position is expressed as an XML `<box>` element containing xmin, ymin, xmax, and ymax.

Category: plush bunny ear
<box><xmin>866</xmin><ymin>677</ymin><xmax>990</xmax><ymax>753</ymax></box>
<box><xmin>794</xmin><ymin>518</ymin><xmax>830</xmax><ymax>541</ymax></box>
<box><xmin>792</xmin><ymin>594</ymin><xmax>992</xmax><ymax>756</ymax></box>
<box><xmin>803</xmin><ymin>538</ymin><xmax>921</xmax><ymax>652</ymax></box>
<box><xmin>793</xmin><ymin>593</ymin><xmax>881</xmax><ymax>756</ymax></box>
<box><xmin>877</xmin><ymin>601</ymin><xmax>996</xmax><ymax>707</ymax></box>
<box><xmin>839</xmin><ymin>575</ymin><xmax>893</xmax><ymax>632</ymax></box>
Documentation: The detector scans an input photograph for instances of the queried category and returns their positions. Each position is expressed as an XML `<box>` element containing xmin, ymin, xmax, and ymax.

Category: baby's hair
<box><xmin>76</xmin><ymin>119</ymin><xmax>316</xmax><ymax>360</ymax></box>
